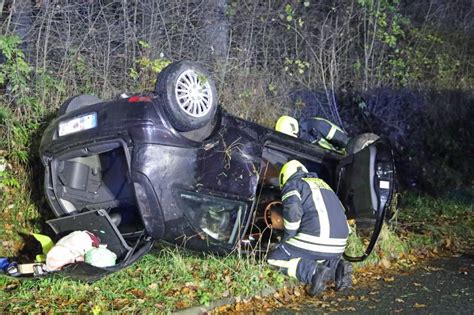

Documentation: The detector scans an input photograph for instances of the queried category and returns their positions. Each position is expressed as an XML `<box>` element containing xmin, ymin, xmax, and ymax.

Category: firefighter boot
<box><xmin>335</xmin><ymin>260</ymin><xmax>352</xmax><ymax>291</ymax></box>
<box><xmin>308</xmin><ymin>264</ymin><xmax>331</xmax><ymax>296</ymax></box>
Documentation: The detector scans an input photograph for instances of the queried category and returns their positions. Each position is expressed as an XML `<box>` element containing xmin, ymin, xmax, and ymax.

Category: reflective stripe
<box><xmin>268</xmin><ymin>259</ymin><xmax>290</xmax><ymax>269</ymax></box>
<box><xmin>282</xmin><ymin>190</ymin><xmax>301</xmax><ymax>201</ymax></box>
<box><xmin>314</xmin><ymin>117</ymin><xmax>344</xmax><ymax>134</ymax></box>
<box><xmin>303</xmin><ymin>178</ymin><xmax>332</xmax><ymax>191</ymax></box>
<box><xmin>286</xmin><ymin>238</ymin><xmax>346</xmax><ymax>253</ymax></box>
<box><xmin>294</xmin><ymin>233</ymin><xmax>347</xmax><ymax>246</ymax></box>
<box><xmin>310</xmin><ymin>185</ymin><xmax>330</xmax><ymax>238</ymax></box>
<box><xmin>316</xmin><ymin>138</ymin><xmax>334</xmax><ymax>150</ymax></box>
<box><xmin>287</xmin><ymin>258</ymin><xmax>301</xmax><ymax>278</ymax></box>
<box><xmin>284</xmin><ymin>219</ymin><xmax>301</xmax><ymax>231</ymax></box>
<box><xmin>327</xmin><ymin>125</ymin><xmax>337</xmax><ymax>140</ymax></box>
<box><xmin>267</xmin><ymin>258</ymin><xmax>301</xmax><ymax>279</ymax></box>
<box><xmin>315</xmin><ymin>138</ymin><xmax>345</xmax><ymax>154</ymax></box>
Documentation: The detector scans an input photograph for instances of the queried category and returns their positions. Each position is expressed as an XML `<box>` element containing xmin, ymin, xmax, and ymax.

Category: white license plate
<box><xmin>379</xmin><ymin>180</ymin><xmax>390</xmax><ymax>189</ymax></box>
<box><xmin>58</xmin><ymin>113</ymin><xmax>97</xmax><ymax>137</ymax></box>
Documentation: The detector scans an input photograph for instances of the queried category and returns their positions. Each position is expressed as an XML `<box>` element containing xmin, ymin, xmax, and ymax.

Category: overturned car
<box><xmin>39</xmin><ymin>61</ymin><xmax>395</xmax><ymax>280</ymax></box>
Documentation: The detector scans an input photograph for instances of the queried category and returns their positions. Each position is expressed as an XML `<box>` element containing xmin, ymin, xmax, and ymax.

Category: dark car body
<box><xmin>39</xmin><ymin>93</ymin><xmax>394</xmax><ymax>280</ymax></box>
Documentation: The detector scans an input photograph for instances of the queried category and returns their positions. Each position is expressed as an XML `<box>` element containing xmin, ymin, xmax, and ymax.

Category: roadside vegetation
<box><xmin>1</xmin><ymin>0</ymin><xmax>472</xmax><ymax>313</ymax></box>
<box><xmin>0</xmin><ymin>248</ymin><xmax>286</xmax><ymax>313</ymax></box>
<box><xmin>1</xmin><ymin>192</ymin><xmax>471</xmax><ymax>313</ymax></box>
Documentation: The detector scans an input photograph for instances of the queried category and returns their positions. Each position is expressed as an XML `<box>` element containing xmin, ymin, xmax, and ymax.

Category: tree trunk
<box><xmin>200</xmin><ymin>0</ymin><xmax>229</xmax><ymax>66</ymax></box>
<box><xmin>0</xmin><ymin>0</ymin><xmax>6</xmax><ymax>17</ymax></box>
<box><xmin>11</xmin><ymin>0</ymin><xmax>33</xmax><ymax>60</ymax></box>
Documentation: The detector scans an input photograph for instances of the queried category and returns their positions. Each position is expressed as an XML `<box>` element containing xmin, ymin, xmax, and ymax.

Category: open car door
<box><xmin>336</xmin><ymin>137</ymin><xmax>395</xmax><ymax>262</ymax></box>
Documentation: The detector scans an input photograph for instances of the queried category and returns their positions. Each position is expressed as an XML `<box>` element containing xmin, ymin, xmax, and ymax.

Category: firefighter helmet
<box><xmin>275</xmin><ymin>116</ymin><xmax>299</xmax><ymax>138</ymax></box>
<box><xmin>279</xmin><ymin>160</ymin><xmax>308</xmax><ymax>188</ymax></box>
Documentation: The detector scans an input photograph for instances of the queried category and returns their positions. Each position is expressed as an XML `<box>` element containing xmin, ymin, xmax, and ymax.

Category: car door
<box><xmin>335</xmin><ymin>138</ymin><xmax>395</xmax><ymax>261</ymax></box>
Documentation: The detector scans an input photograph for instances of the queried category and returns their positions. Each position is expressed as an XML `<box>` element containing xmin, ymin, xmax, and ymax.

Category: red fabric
<box><xmin>85</xmin><ymin>231</ymin><xmax>100</xmax><ymax>247</ymax></box>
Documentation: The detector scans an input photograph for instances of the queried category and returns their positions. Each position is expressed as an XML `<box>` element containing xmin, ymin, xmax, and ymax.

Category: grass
<box><xmin>341</xmin><ymin>192</ymin><xmax>473</xmax><ymax>272</ymax></box>
<box><xmin>397</xmin><ymin>193</ymin><xmax>473</xmax><ymax>250</ymax></box>
<box><xmin>1</xmin><ymin>144</ymin><xmax>472</xmax><ymax>312</ymax></box>
<box><xmin>1</xmin><ymin>32</ymin><xmax>472</xmax><ymax>312</ymax></box>
<box><xmin>0</xmin><ymin>247</ymin><xmax>286</xmax><ymax>313</ymax></box>
<box><xmin>1</xmin><ymin>191</ymin><xmax>472</xmax><ymax>313</ymax></box>
<box><xmin>1</xmin><ymin>120</ymin><xmax>472</xmax><ymax>313</ymax></box>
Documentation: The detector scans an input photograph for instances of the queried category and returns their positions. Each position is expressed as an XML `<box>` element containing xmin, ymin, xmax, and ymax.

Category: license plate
<box><xmin>379</xmin><ymin>180</ymin><xmax>390</xmax><ymax>189</ymax></box>
<box><xmin>58</xmin><ymin>113</ymin><xmax>97</xmax><ymax>137</ymax></box>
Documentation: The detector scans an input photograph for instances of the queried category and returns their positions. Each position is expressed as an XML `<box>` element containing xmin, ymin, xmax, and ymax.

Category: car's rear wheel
<box><xmin>58</xmin><ymin>94</ymin><xmax>102</xmax><ymax>116</ymax></box>
<box><xmin>347</xmin><ymin>133</ymin><xmax>380</xmax><ymax>154</ymax></box>
<box><xmin>155</xmin><ymin>61</ymin><xmax>217</xmax><ymax>132</ymax></box>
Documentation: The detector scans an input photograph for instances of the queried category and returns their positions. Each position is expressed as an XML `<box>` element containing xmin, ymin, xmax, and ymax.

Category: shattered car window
<box><xmin>177</xmin><ymin>191</ymin><xmax>247</xmax><ymax>244</ymax></box>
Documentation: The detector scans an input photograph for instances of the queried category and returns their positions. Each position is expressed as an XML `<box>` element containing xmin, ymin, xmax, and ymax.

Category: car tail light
<box><xmin>128</xmin><ymin>96</ymin><xmax>151</xmax><ymax>103</ymax></box>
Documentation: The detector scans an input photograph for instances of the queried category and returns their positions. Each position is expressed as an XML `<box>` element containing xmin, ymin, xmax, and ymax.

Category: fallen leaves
<box><xmin>209</xmin><ymin>241</ymin><xmax>469</xmax><ymax>314</ymax></box>
<box><xmin>443</xmin><ymin>237</ymin><xmax>453</xmax><ymax>249</ymax></box>
<box><xmin>380</xmin><ymin>257</ymin><xmax>391</xmax><ymax>268</ymax></box>
<box><xmin>147</xmin><ymin>283</ymin><xmax>158</xmax><ymax>290</ymax></box>
<box><xmin>129</xmin><ymin>288</ymin><xmax>145</xmax><ymax>298</ymax></box>
<box><xmin>4</xmin><ymin>282</ymin><xmax>19</xmax><ymax>292</ymax></box>
<box><xmin>112</xmin><ymin>298</ymin><xmax>130</xmax><ymax>309</ymax></box>
<box><xmin>211</xmin><ymin>285</ymin><xmax>308</xmax><ymax>314</ymax></box>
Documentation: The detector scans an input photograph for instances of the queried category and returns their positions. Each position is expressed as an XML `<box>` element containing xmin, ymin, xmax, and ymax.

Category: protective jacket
<box><xmin>299</xmin><ymin>117</ymin><xmax>349</xmax><ymax>149</ymax></box>
<box><xmin>281</xmin><ymin>171</ymin><xmax>349</xmax><ymax>258</ymax></box>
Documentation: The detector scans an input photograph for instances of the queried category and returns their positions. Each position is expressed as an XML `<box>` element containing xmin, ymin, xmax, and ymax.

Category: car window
<box><xmin>177</xmin><ymin>191</ymin><xmax>247</xmax><ymax>244</ymax></box>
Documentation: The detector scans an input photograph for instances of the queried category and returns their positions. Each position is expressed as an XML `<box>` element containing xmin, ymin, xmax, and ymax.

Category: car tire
<box><xmin>347</xmin><ymin>133</ymin><xmax>380</xmax><ymax>154</ymax></box>
<box><xmin>57</xmin><ymin>94</ymin><xmax>102</xmax><ymax>116</ymax></box>
<box><xmin>155</xmin><ymin>61</ymin><xmax>218</xmax><ymax>132</ymax></box>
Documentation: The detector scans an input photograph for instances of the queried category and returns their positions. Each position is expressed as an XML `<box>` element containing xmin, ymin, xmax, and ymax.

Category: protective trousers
<box><xmin>267</xmin><ymin>243</ymin><xmax>340</xmax><ymax>284</ymax></box>
<box><xmin>310</xmin><ymin>118</ymin><xmax>349</xmax><ymax>147</ymax></box>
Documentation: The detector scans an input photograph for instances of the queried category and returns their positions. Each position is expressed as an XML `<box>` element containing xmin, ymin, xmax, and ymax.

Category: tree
<box><xmin>9</xmin><ymin>0</ymin><xmax>33</xmax><ymax>61</ymax></box>
<box><xmin>199</xmin><ymin>0</ymin><xmax>229</xmax><ymax>67</ymax></box>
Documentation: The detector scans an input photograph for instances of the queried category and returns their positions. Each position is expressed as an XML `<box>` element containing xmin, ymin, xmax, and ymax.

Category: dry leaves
<box><xmin>128</xmin><ymin>288</ymin><xmax>145</xmax><ymax>298</ymax></box>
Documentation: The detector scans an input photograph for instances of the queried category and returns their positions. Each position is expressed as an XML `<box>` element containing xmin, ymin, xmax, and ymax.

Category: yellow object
<box><xmin>275</xmin><ymin>116</ymin><xmax>299</xmax><ymax>137</ymax></box>
<box><xmin>279</xmin><ymin>160</ymin><xmax>308</xmax><ymax>188</ymax></box>
<box><xmin>31</xmin><ymin>233</ymin><xmax>54</xmax><ymax>256</ymax></box>
<box><xmin>92</xmin><ymin>305</ymin><xmax>101</xmax><ymax>315</ymax></box>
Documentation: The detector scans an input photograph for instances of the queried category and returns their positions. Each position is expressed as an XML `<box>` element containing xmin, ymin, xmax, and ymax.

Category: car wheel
<box><xmin>155</xmin><ymin>61</ymin><xmax>218</xmax><ymax>132</ymax></box>
<box><xmin>347</xmin><ymin>133</ymin><xmax>380</xmax><ymax>154</ymax></box>
<box><xmin>57</xmin><ymin>94</ymin><xmax>102</xmax><ymax>116</ymax></box>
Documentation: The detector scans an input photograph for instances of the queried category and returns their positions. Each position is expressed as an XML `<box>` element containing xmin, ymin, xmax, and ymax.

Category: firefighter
<box><xmin>275</xmin><ymin>116</ymin><xmax>350</xmax><ymax>152</ymax></box>
<box><xmin>267</xmin><ymin>160</ymin><xmax>352</xmax><ymax>295</ymax></box>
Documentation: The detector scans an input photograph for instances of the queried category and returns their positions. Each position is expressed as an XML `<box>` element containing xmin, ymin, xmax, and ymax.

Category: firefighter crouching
<box><xmin>267</xmin><ymin>160</ymin><xmax>352</xmax><ymax>295</ymax></box>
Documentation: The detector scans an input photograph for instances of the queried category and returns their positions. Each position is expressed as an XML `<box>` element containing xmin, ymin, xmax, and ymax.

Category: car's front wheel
<box><xmin>155</xmin><ymin>61</ymin><xmax>218</xmax><ymax>132</ymax></box>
